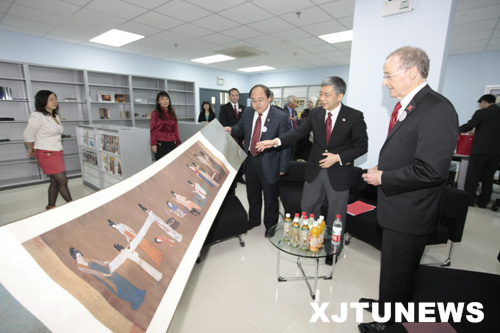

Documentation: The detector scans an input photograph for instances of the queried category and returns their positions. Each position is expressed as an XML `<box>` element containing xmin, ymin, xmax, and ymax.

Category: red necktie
<box><xmin>325</xmin><ymin>112</ymin><xmax>332</xmax><ymax>145</ymax></box>
<box><xmin>234</xmin><ymin>105</ymin><xmax>238</xmax><ymax>120</ymax></box>
<box><xmin>388</xmin><ymin>102</ymin><xmax>401</xmax><ymax>134</ymax></box>
<box><xmin>250</xmin><ymin>114</ymin><xmax>262</xmax><ymax>157</ymax></box>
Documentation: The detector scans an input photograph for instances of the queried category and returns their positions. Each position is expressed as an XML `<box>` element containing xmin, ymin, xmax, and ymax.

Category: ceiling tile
<box><xmin>194</xmin><ymin>14</ymin><xmax>241</xmax><ymax>32</ymax></box>
<box><xmin>133</xmin><ymin>11</ymin><xmax>185</xmax><ymax>30</ymax></box>
<box><xmin>219</xmin><ymin>2</ymin><xmax>273</xmax><ymax>25</ymax></box>
<box><xmin>184</xmin><ymin>0</ymin><xmax>246</xmax><ymax>13</ymax></box>
<box><xmin>155</xmin><ymin>0</ymin><xmax>211</xmax><ymax>22</ymax></box>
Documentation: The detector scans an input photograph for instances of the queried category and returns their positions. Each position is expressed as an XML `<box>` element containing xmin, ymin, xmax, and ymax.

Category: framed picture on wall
<box><xmin>97</xmin><ymin>91</ymin><xmax>114</xmax><ymax>103</ymax></box>
<box><xmin>484</xmin><ymin>85</ymin><xmax>500</xmax><ymax>103</ymax></box>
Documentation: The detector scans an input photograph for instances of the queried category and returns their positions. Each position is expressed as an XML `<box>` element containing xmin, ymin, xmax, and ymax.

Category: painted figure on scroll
<box><xmin>107</xmin><ymin>219</ymin><xmax>163</xmax><ymax>268</ymax></box>
<box><xmin>69</xmin><ymin>247</ymin><xmax>146</xmax><ymax>311</ymax></box>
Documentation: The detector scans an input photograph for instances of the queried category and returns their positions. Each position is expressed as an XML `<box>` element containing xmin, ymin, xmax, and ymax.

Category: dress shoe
<box><xmin>359</xmin><ymin>298</ymin><xmax>378</xmax><ymax>313</ymax></box>
<box><xmin>358</xmin><ymin>322</ymin><xmax>389</xmax><ymax>333</ymax></box>
<box><xmin>264</xmin><ymin>229</ymin><xmax>275</xmax><ymax>238</ymax></box>
<box><xmin>477</xmin><ymin>203</ymin><xmax>488</xmax><ymax>209</ymax></box>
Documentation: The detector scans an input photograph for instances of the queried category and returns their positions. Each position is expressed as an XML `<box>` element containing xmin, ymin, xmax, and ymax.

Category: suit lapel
<box><xmin>385</xmin><ymin>85</ymin><xmax>429</xmax><ymax>140</ymax></box>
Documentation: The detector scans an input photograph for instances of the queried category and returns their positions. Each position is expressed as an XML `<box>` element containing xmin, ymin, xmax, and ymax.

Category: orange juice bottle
<box><xmin>318</xmin><ymin>215</ymin><xmax>326</xmax><ymax>247</ymax></box>
<box><xmin>309</xmin><ymin>221</ymin><xmax>320</xmax><ymax>252</ymax></box>
<box><xmin>290</xmin><ymin>215</ymin><xmax>300</xmax><ymax>248</ymax></box>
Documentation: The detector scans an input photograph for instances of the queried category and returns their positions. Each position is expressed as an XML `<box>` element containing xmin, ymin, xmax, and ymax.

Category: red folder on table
<box><xmin>403</xmin><ymin>322</ymin><xmax>457</xmax><ymax>333</ymax></box>
<box><xmin>347</xmin><ymin>200</ymin><xmax>376</xmax><ymax>216</ymax></box>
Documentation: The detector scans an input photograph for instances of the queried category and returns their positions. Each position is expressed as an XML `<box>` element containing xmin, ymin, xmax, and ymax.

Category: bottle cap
<box><xmin>310</xmin><ymin>214</ymin><xmax>315</xmax><ymax>218</ymax></box>
<box><xmin>336</xmin><ymin>214</ymin><xmax>341</xmax><ymax>219</ymax></box>
<box><xmin>295</xmin><ymin>213</ymin><xmax>300</xmax><ymax>217</ymax></box>
<box><xmin>286</xmin><ymin>213</ymin><xmax>290</xmax><ymax>217</ymax></box>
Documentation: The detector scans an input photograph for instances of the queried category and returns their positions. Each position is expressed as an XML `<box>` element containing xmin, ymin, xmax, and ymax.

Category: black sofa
<box><xmin>380</xmin><ymin>265</ymin><xmax>500</xmax><ymax>333</ymax></box>
<box><xmin>346</xmin><ymin>167</ymin><xmax>470</xmax><ymax>266</ymax></box>
<box><xmin>203</xmin><ymin>193</ymin><xmax>248</xmax><ymax>248</ymax></box>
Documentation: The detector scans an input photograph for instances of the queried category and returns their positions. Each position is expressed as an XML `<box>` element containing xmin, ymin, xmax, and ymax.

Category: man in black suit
<box><xmin>225</xmin><ymin>84</ymin><xmax>291</xmax><ymax>236</ymax></box>
<box><xmin>257</xmin><ymin>76</ymin><xmax>368</xmax><ymax>248</ymax></box>
<box><xmin>359</xmin><ymin>46</ymin><xmax>458</xmax><ymax>333</ymax></box>
<box><xmin>283</xmin><ymin>95</ymin><xmax>299</xmax><ymax>160</ymax></box>
<box><xmin>219</xmin><ymin>87</ymin><xmax>246</xmax><ymax>183</ymax></box>
<box><xmin>459</xmin><ymin>94</ymin><xmax>500</xmax><ymax>208</ymax></box>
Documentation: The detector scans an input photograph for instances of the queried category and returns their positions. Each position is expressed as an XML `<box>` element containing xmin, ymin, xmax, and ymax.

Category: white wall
<box><xmin>0</xmin><ymin>31</ymin><xmax>250</xmax><ymax>112</ymax></box>
<box><xmin>442</xmin><ymin>50</ymin><xmax>500</xmax><ymax>123</ymax></box>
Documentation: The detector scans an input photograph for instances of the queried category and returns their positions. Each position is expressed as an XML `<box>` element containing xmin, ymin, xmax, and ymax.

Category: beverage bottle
<box><xmin>283</xmin><ymin>213</ymin><xmax>292</xmax><ymax>242</ymax></box>
<box><xmin>300</xmin><ymin>219</ymin><xmax>310</xmax><ymax>251</ymax></box>
<box><xmin>308</xmin><ymin>213</ymin><xmax>315</xmax><ymax>228</ymax></box>
<box><xmin>299</xmin><ymin>211</ymin><xmax>306</xmax><ymax>225</ymax></box>
<box><xmin>331</xmin><ymin>214</ymin><xmax>343</xmax><ymax>248</ymax></box>
<box><xmin>291</xmin><ymin>216</ymin><xmax>300</xmax><ymax>248</ymax></box>
<box><xmin>318</xmin><ymin>215</ymin><xmax>326</xmax><ymax>248</ymax></box>
<box><xmin>309</xmin><ymin>221</ymin><xmax>320</xmax><ymax>252</ymax></box>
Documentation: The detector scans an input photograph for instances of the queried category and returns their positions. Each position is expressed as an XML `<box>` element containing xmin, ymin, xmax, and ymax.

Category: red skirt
<box><xmin>36</xmin><ymin>150</ymin><xmax>66</xmax><ymax>175</ymax></box>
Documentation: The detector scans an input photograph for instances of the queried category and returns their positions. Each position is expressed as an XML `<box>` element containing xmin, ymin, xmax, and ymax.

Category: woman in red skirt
<box><xmin>23</xmin><ymin>90</ymin><xmax>73</xmax><ymax>209</ymax></box>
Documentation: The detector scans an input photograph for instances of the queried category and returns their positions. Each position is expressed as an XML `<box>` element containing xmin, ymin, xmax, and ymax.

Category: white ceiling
<box><xmin>0</xmin><ymin>0</ymin><xmax>499</xmax><ymax>73</ymax></box>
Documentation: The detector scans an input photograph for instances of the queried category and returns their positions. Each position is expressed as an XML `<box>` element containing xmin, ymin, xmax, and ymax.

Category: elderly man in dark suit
<box><xmin>257</xmin><ymin>76</ymin><xmax>368</xmax><ymax>256</ymax></box>
<box><xmin>359</xmin><ymin>46</ymin><xmax>458</xmax><ymax>333</ymax></box>
<box><xmin>225</xmin><ymin>84</ymin><xmax>291</xmax><ymax>237</ymax></box>
<box><xmin>459</xmin><ymin>94</ymin><xmax>500</xmax><ymax>208</ymax></box>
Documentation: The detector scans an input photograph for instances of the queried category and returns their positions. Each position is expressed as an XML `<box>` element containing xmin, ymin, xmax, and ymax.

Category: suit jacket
<box><xmin>377</xmin><ymin>85</ymin><xmax>458</xmax><ymax>235</ymax></box>
<box><xmin>279</xmin><ymin>104</ymin><xmax>368</xmax><ymax>191</ymax></box>
<box><xmin>459</xmin><ymin>104</ymin><xmax>500</xmax><ymax>156</ymax></box>
<box><xmin>283</xmin><ymin>105</ymin><xmax>298</xmax><ymax>129</ymax></box>
<box><xmin>231</xmin><ymin>105</ymin><xmax>291</xmax><ymax>183</ymax></box>
<box><xmin>219</xmin><ymin>102</ymin><xmax>244</xmax><ymax>127</ymax></box>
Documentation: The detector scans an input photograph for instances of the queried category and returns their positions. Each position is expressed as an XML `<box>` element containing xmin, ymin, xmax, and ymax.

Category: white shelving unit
<box><xmin>76</xmin><ymin>124</ymin><xmax>153</xmax><ymax>190</ymax></box>
<box><xmin>0</xmin><ymin>59</ymin><xmax>196</xmax><ymax>190</ymax></box>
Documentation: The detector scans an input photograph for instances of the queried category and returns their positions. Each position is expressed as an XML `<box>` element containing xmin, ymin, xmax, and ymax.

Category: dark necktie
<box><xmin>388</xmin><ymin>102</ymin><xmax>401</xmax><ymax>134</ymax></box>
<box><xmin>234</xmin><ymin>105</ymin><xmax>238</xmax><ymax>120</ymax></box>
<box><xmin>250</xmin><ymin>114</ymin><xmax>262</xmax><ymax>157</ymax></box>
<box><xmin>325</xmin><ymin>112</ymin><xmax>332</xmax><ymax>145</ymax></box>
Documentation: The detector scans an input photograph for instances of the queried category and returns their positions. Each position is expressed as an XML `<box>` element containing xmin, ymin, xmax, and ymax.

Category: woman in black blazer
<box><xmin>198</xmin><ymin>101</ymin><xmax>216</xmax><ymax>123</ymax></box>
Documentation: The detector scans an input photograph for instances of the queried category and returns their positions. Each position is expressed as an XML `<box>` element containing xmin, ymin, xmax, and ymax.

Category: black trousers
<box><xmin>464</xmin><ymin>154</ymin><xmax>500</xmax><ymax>206</ymax></box>
<box><xmin>245</xmin><ymin>155</ymin><xmax>280</xmax><ymax>231</ymax></box>
<box><xmin>379</xmin><ymin>228</ymin><xmax>430</xmax><ymax>308</ymax></box>
<box><xmin>154</xmin><ymin>141</ymin><xmax>176</xmax><ymax>161</ymax></box>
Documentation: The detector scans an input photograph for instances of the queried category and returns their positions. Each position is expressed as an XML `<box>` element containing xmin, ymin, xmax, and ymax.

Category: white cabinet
<box><xmin>77</xmin><ymin>124</ymin><xmax>153</xmax><ymax>190</ymax></box>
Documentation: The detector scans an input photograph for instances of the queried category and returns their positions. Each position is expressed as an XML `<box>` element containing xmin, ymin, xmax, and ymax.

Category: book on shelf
<box><xmin>99</xmin><ymin>108</ymin><xmax>110</xmax><ymax>119</ymax></box>
<box><xmin>64</xmin><ymin>98</ymin><xmax>77</xmax><ymax>102</ymax></box>
<box><xmin>120</xmin><ymin>110</ymin><xmax>130</xmax><ymax>119</ymax></box>
<box><xmin>115</xmin><ymin>94</ymin><xmax>127</xmax><ymax>103</ymax></box>
<box><xmin>0</xmin><ymin>86</ymin><xmax>13</xmax><ymax>100</ymax></box>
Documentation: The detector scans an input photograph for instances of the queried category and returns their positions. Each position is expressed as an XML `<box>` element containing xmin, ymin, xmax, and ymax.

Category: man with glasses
<box><xmin>225</xmin><ymin>84</ymin><xmax>291</xmax><ymax>237</ymax></box>
<box><xmin>257</xmin><ymin>76</ymin><xmax>368</xmax><ymax>257</ymax></box>
<box><xmin>359</xmin><ymin>46</ymin><xmax>458</xmax><ymax>333</ymax></box>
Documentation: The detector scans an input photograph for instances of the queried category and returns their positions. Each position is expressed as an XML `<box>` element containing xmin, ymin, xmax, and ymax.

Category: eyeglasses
<box><xmin>319</xmin><ymin>93</ymin><xmax>334</xmax><ymax>98</ymax></box>
<box><xmin>383</xmin><ymin>68</ymin><xmax>408</xmax><ymax>80</ymax></box>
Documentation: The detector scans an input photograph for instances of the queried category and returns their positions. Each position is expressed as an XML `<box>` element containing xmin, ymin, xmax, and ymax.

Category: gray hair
<box><xmin>321</xmin><ymin>76</ymin><xmax>346</xmax><ymax>95</ymax></box>
<box><xmin>308</xmin><ymin>96</ymin><xmax>318</xmax><ymax>106</ymax></box>
<box><xmin>387</xmin><ymin>46</ymin><xmax>430</xmax><ymax>79</ymax></box>
<box><xmin>286</xmin><ymin>95</ymin><xmax>296</xmax><ymax>104</ymax></box>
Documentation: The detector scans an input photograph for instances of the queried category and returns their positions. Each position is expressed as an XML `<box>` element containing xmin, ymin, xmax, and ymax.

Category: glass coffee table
<box><xmin>268</xmin><ymin>224</ymin><xmax>342</xmax><ymax>300</ymax></box>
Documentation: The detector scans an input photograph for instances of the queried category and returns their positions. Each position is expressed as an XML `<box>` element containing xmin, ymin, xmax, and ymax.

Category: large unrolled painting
<box><xmin>0</xmin><ymin>120</ymin><xmax>246</xmax><ymax>332</ymax></box>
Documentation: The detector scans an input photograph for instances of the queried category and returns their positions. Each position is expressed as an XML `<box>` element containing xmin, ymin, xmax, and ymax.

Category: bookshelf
<box><xmin>0</xmin><ymin>59</ymin><xmax>195</xmax><ymax>189</ymax></box>
<box><xmin>76</xmin><ymin>124</ymin><xmax>153</xmax><ymax>190</ymax></box>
